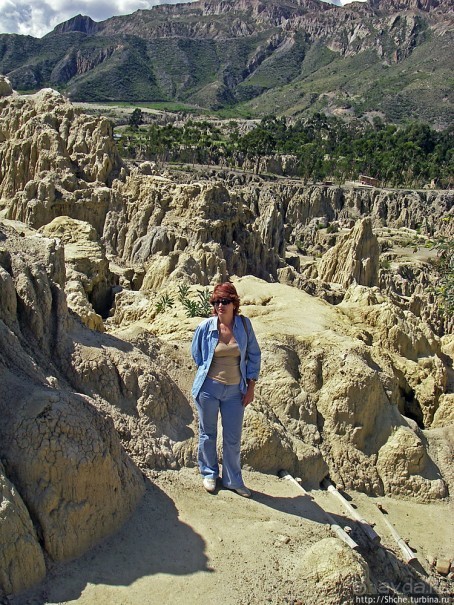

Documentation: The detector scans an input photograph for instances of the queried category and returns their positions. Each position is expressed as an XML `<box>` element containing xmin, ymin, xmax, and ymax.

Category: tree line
<box><xmin>118</xmin><ymin>112</ymin><xmax>453</xmax><ymax>189</ymax></box>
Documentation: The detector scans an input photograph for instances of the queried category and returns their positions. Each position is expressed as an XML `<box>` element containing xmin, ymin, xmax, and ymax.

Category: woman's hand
<box><xmin>242</xmin><ymin>381</ymin><xmax>256</xmax><ymax>407</ymax></box>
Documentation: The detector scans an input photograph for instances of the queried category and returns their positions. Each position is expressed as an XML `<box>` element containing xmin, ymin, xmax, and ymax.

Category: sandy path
<box><xmin>11</xmin><ymin>468</ymin><xmax>453</xmax><ymax>605</ymax></box>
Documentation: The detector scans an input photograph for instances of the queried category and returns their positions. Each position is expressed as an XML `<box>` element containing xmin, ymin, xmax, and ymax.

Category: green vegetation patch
<box><xmin>117</xmin><ymin>113</ymin><xmax>453</xmax><ymax>189</ymax></box>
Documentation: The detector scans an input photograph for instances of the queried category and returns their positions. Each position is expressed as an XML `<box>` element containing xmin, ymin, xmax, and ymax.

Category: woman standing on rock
<box><xmin>191</xmin><ymin>282</ymin><xmax>261</xmax><ymax>497</ymax></box>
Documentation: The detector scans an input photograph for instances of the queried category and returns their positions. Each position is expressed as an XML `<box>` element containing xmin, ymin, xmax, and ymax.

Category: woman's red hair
<box><xmin>210</xmin><ymin>282</ymin><xmax>240</xmax><ymax>316</ymax></box>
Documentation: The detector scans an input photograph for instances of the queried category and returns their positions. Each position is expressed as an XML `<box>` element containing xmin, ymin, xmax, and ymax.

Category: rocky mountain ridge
<box><xmin>0</xmin><ymin>0</ymin><xmax>452</xmax><ymax>125</ymax></box>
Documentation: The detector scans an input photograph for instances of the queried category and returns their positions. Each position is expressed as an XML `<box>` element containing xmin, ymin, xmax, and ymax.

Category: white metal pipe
<box><xmin>323</xmin><ymin>479</ymin><xmax>381</xmax><ymax>546</ymax></box>
<box><xmin>278</xmin><ymin>470</ymin><xmax>359</xmax><ymax>551</ymax></box>
<box><xmin>375</xmin><ymin>504</ymin><xmax>417</xmax><ymax>563</ymax></box>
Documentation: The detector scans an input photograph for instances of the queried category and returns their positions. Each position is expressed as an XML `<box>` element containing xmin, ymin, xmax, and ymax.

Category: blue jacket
<box><xmin>191</xmin><ymin>314</ymin><xmax>261</xmax><ymax>399</ymax></box>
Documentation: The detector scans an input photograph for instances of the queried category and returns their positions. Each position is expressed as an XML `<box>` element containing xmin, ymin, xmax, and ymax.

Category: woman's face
<box><xmin>214</xmin><ymin>297</ymin><xmax>235</xmax><ymax>322</ymax></box>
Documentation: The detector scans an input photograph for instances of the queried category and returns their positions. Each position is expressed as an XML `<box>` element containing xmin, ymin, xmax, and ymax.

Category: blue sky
<box><xmin>0</xmin><ymin>0</ymin><xmax>366</xmax><ymax>38</ymax></box>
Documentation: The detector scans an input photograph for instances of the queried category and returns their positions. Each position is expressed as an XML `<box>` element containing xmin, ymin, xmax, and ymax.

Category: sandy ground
<box><xmin>11</xmin><ymin>467</ymin><xmax>453</xmax><ymax>605</ymax></box>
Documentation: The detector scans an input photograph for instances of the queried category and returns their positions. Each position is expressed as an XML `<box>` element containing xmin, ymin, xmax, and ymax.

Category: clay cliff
<box><xmin>0</xmin><ymin>90</ymin><xmax>452</xmax><ymax>597</ymax></box>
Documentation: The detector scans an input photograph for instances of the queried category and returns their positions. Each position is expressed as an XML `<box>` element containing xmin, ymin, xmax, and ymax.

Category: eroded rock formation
<box><xmin>105</xmin><ymin>174</ymin><xmax>283</xmax><ymax>287</ymax></box>
<box><xmin>0</xmin><ymin>221</ymin><xmax>184</xmax><ymax>594</ymax></box>
<box><xmin>0</xmin><ymin>90</ymin><xmax>452</xmax><ymax>595</ymax></box>
<box><xmin>40</xmin><ymin>216</ymin><xmax>116</xmax><ymax>330</ymax></box>
<box><xmin>298</xmin><ymin>538</ymin><xmax>373</xmax><ymax>604</ymax></box>
<box><xmin>0</xmin><ymin>76</ymin><xmax>12</xmax><ymax>98</ymax></box>
<box><xmin>0</xmin><ymin>462</ymin><xmax>46</xmax><ymax>594</ymax></box>
<box><xmin>0</xmin><ymin>89</ymin><xmax>121</xmax><ymax>233</ymax></box>
<box><xmin>318</xmin><ymin>217</ymin><xmax>379</xmax><ymax>287</ymax></box>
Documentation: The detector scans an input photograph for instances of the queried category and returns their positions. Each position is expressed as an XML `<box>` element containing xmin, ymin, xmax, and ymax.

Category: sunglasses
<box><xmin>212</xmin><ymin>298</ymin><xmax>233</xmax><ymax>306</ymax></box>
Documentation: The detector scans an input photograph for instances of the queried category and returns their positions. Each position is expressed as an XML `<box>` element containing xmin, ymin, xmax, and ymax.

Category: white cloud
<box><xmin>0</xmin><ymin>0</ymin><xmax>367</xmax><ymax>39</ymax></box>
<box><xmin>0</xmin><ymin>0</ymin><xmax>196</xmax><ymax>38</ymax></box>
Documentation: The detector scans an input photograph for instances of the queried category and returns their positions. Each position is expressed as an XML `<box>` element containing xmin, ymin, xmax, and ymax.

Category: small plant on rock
<box><xmin>177</xmin><ymin>283</ymin><xmax>191</xmax><ymax>302</ymax></box>
<box><xmin>196</xmin><ymin>288</ymin><xmax>212</xmax><ymax>317</ymax></box>
<box><xmin>181</xmin><ymin>288</ymin><xmax>212</xmax><ymax>318</ymax></box>
<box><xmin>155</xmin><ymin>293</ymin><xmax>175</xmax><ymax>314</ymax></box>
<box><xmin>295</xmin><ymin>240</ymin><xmax>306</xmax><ymax>254</ymax></box>
<box><xmin>155</xmin><ymin>284</ymin><xmax>212</xmax><ymax>318</ymax></box>
<box><xmin>182</xmin><ymin>299</ymin><xmax>201</xmax><ymax>317</ymax></box>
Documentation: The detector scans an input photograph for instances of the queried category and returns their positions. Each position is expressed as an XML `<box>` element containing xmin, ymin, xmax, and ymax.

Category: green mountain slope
<box><xmin>244</xmin><ymin>28</ymin><xmax>453</xmax><ymax>129</ymax></box>
<box><xmin>0</xmin><ymin>0</ymin><xmax>452</xmax><ymax>126</ymax></box>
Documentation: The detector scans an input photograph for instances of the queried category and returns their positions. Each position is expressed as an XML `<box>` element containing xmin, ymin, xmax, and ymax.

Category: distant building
<box><xmin>359</xmin><ymin>174</ymin><xmax>380</xmax><ymax>187</ymax></box>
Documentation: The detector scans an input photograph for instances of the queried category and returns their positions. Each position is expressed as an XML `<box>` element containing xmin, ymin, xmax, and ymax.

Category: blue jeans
<box><xmin>195</xmin><ymin>377</ymin><xmax>245</xmax><ymax>489</ymax></box>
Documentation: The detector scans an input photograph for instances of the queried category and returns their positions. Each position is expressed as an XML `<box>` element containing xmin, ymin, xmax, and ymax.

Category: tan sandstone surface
<box><xmin>0</xmin><ymin>90</ymin><xmax>453</xmax><ymax>604</ymax></box>
<box><xmin>8</xmin><ymin>275</ymin><xmax>454</xmax><ymax>605</ymax></box>
<box><xmin>9</xmin><ymin>467</ymin><xmax>453</xmax><ymax>605</ymax></box>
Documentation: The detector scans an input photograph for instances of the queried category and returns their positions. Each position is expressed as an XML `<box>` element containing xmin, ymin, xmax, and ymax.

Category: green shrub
<box><xmin>177</xmin><ymin>283</ymin><xmax>191</xmax><ymax>302</ymax></box>
<box><xmin>295</xmin><ymin>240</ymin><xmax>306</xmax><ymax>253</ymax></box>
<box><xmin>153</xmin><ymin>285</ymin><xmax>212</xmax><ymax>318</ymax></box>
<box><xmin>182</xmin><ymin>299</ymin><xmax>201</xmax><ymax>317</ymax></box>
<box><xmin>155</xmin><ymin>294</ymin><xmax>175</xmax><ymax>313</ymax></box>
<box><xmin>196</xmin><ymin>289</ymin><xmax>212</xmax><ymax>317</ymax></box>
<box><xmin>181</xmin><ymin>288</ymin><xmax>212</xmax><ymax>318</ymax></box>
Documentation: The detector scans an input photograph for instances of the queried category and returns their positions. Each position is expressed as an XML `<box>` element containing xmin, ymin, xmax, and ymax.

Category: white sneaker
<box><xmin>203</xmin><ymin>477</ymin><xmax>217</xmax><ymax>493</ymax></box>
<box><xmin>234</xmin><ymin>486</ymin><xmax>252</xmax><ymax>498</ymax></box>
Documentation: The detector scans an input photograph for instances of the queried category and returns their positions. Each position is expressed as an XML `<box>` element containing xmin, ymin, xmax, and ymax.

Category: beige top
<box><xmin>207</xmin><ymin>341</ymin><xmax>241</xmax><ymax>385</ymax></box>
